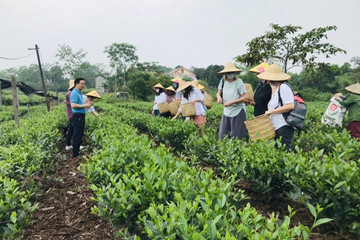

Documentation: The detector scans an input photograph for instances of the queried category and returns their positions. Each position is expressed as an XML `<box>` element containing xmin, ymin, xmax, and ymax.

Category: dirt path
<box><xmin>21</xmin><ymin>145</ymin><xmax>117</xmax><ymax>239</ymax></box>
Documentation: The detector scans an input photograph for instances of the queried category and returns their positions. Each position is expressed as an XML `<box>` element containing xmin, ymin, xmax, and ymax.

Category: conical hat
<box><xmin>68</xmin><ymin>79</ymin><xmax>75</xmax><ymax>90</ymax></box>
<box><xmin>170</xmin><ymin>77</ymin><xmax>182</xmax><ymax>83</ymax></box>
<box><xmin>218</xmin><ymin>62</ymin><xmax>242</xmax><ymax>74</ymax></box>
<box><xmin>257</xmin><ymin>63</ymin><xmax>291</xmax><ymax>81</ymax></box>
<box><xmin>152</xmin><ymin>83</ymin><xmax>164</xmax><ymax>89</ymax></box>
<box><xmin>176</xmin><ymin>81</ymin><xmax>193</xmax><ymax>92</ymax></box>
<box><xmin>85</xmin><ymin>90</ymin><xmax>102</xmax><ymax>99</ymax></box>
<box><xmin>250</xmin><ymin>62</ymin><xmax>269</xmax><ymax>73</ymax></box>
<box><xmin>165</xmin><ymin>86</ymin><xmax>176</xmax><ymax>92</ymax></box>
<box><xmin>198</xmin><ymin>84</ymin><xmax>205</xmax><ymax>90</ymax></box>
<box><xmin>192</xmin><ymin>79</ymin><xmax>199</xmax><ymax>87</ymax></box>
<box><xmin>345</xmin><ymin>83</ymin><xmax>360</xmax><ymax>94</ymax></box>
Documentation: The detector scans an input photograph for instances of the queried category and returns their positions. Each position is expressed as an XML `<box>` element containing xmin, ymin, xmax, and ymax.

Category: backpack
<box><xmin>278</xmin><ymin>83</ymin><xmax>307</xmax><ymax>129</ymax></box>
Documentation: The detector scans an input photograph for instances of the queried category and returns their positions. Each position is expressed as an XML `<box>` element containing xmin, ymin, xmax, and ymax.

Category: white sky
<box><xmin>0</xmin><ymin>0</ymin><xmax>359</xmax><ymax>72</ymax></box>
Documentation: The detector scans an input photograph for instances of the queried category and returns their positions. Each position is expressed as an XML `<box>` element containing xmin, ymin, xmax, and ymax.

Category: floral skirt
<box><xmin>193</xmin><ymin>114</ymin><xmax>206</xmax><ymax>126</ymax></box>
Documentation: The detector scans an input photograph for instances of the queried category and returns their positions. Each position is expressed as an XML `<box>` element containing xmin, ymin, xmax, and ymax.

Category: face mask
<box><xmin>226</xmin><ymin>73</ymin><xmax>235</xmax><ymax>79</ymax></box>
<box><xmin>155</xmin><ymin>89</ymin><xmax>160</xmax><ymax>93</ymax></box>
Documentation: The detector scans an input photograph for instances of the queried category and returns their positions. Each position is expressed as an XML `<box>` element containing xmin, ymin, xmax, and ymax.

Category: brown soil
<box><xmin>20</xmin><ymin>140</ymin><xmax>359</xmax><ymax>240</ymax></box>
<box><xmin>20</xmin><ymin>144</ymin><xmax>118</xmax><ymax>239</ymax></box>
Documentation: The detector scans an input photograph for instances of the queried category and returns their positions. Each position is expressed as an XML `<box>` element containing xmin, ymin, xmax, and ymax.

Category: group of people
<box><xmin>65</xmin><ymin>78</ymin><xmax>101</xmax><ymax>158</ymax></box>
<box><xmin>154</xmin><ymin>61</ymin><xmax>360</xmax><ymax>151</ymax></box>
<box><xmin>152</xmin><ymin>78</ymin><xmax>208</xmax><ymax>128</ymax></box>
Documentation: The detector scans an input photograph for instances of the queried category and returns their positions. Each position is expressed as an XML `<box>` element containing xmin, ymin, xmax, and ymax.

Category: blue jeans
<box><xmin>70</xmin><ymin>113</ymin><xmax>85</xmax><ymax>157</ymax></box>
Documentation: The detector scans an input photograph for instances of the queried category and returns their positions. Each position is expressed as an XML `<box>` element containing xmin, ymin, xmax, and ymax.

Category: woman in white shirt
<box><xmin>151</xmin><ymin>83</ymin><xmax>167</xmax><ymax>117</ymax></box>
<box><xmin>172</xmin><ymin>81</ymin><xmax>206</xmax><ymax>128</ymax></box>
<box><xmin>258</xmin><ymin>63</ymin><xmax>295</xmax><ymax>150</ymax></box>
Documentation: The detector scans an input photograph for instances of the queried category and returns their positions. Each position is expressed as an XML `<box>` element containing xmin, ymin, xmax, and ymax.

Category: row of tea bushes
<box><xmin>184</xmin><ymin>131</ymin><xmax>360</xmax><ymax>233</ymax></box>
<box><xmin>0</xmin><ymin>106</ymin><xmax>66</xmax><ymax>238</ymax></box>
<box><xmin>81</xmin><ymin>115</ymin><xmax>311</xmax><ymax>239</ymax></box>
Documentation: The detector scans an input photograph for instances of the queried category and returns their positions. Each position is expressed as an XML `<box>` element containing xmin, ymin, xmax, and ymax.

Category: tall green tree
<box><xmin>55</xmin><ymin>44</ymin><xmax>87</xmax><ymax>79</ymax></box>
<box><xmin>236</xmin><ymin>24</ymin><xmax>346</xmax><ymax>73</ymax></box>
<box><xmin>104</xmin><ymin>43</ymin><xmax>139</xmax><ymax>91</ymax></box>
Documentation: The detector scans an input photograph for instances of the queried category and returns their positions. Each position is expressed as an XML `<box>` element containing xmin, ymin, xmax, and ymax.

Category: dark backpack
<box><xmin>278</xmin><ymin>83</ymin><xmax>307</xmax><ymax>129</ymax></box>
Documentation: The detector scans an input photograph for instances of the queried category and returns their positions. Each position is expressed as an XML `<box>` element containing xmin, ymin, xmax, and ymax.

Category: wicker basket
<box><xmin>245</xmin><ymin>114</ymin><xmax>275</xmax><ymax>141</ymax></box>
<box><xmin>244</xmin><ymin>83</ymin><xmax>254</xmax><ymax>102</ymax></box>
<box><xmin>169</xmin><ymin>99</ymin><xmax>180</xmax><ymax>115</ymax></box>
<box><xmin>181</xmin><ymin>102</ymin><xmax>196</xmax><ymax>117</ymax></box>
<box><xmin>158</xmin><ymin>102</ymin><xmax>170</xmax><ymax>114</ymax></box>
<box><xmin>204</xmin><ymin>93</ymin><xmax>213</xmax><ymax>109</ymax></box>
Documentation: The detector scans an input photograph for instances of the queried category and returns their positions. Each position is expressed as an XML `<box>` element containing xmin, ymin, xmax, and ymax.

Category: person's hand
<box><xmin>217</xmin><ymin>96</ymin><xmax>222</xmax><ymax>103</ymax></box>
<box><xmin>224</xmin><ymin>101</ymin><xmax>233</xmax><ymax>107</ymax></box>
<box><xmin>264</xmin><ymin>110</ymin><xmax>272</xmax><ymax>116</ymax></box>
<box><xmin>171</xmin><ymin>117</ymin><xmax>176</xmax><ymax>120</ymax></box>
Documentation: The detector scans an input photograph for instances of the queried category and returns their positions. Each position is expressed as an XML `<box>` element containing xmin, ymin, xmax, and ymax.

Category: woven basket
<box><xmin>245</xmin><ymin>114</ymin><xmax>275</xmax><ymax>141</ymax></box>
<box><xmin>181</xmin><ymin>102</ymin><xmax>196</xmax><ymax>117</ymax></box>
<box><xmin>158</xmin><ymin>102</ymin><xmax>170</xmax><ymax>114</ymax></box>
<box><xmin>169</xmin><ymin>99</ymin><xmax>180</xmax><ymax>115</ymax></box>
<box><xmin>204</xmin><ymin>93</ymin><xmax>213</xmax><ymax>109</ymax></box>
<box><xmin>244</xmin><ymin>83</ymin><xmax>254</xmax><ymax>102</ymax></box>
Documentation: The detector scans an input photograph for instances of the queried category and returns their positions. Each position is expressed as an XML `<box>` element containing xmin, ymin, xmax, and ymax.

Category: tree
<box><xmin>55</xmin><ymin>44</ymin><xmax>87</xmax><ymax>79</ymax></box>
<box><xmin>351</xmin><ymin>56</ymin><xmax>360</xmax><ymax>67</ymax></box>
<box><xmin>236</xmin><ymin>24</ymin><xmax>346</xmax><ymax>73</ymax></box>
<box><xmin>104</xmin><ymin>43</ymin><xmax>139</xmax><ymax>91</ymax></box>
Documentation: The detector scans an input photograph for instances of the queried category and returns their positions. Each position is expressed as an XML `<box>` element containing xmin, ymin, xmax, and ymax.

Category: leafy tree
<box><xmin>55</xmin><ymin>44</ymin><xmax>87</xmax><ymax>79</ymax></box>
<box><xmin>192</xmin><ymin>65</ymin><xmax>223</xmax><ymax>87</ymax></box>
<box><xmin>135</xmin><ymin>62</ymin><xmax>171</xmax><ymax>74</ymax></box>
<box><xmin>44</xmin><ymin>64</ymin><xmax>65</xmax><ymax>91</ymax></box>
<box><xmin>236</xmin><ymin>24</ymin><xmax>346</xmax><ymax>73</ymax></box>
<box><xmin>104</xmin><ymin>43</ymin><xmax>139</xmax><ymax>91</ymax></box>
<box><xmin>351</xmin><ymin>56</ymin><xmax>360</xmax><ymax>67</ymax></box>
<box><xmin>73</xmin><ymin>62</ymin><xmax>108</xmax><ymax>88</ymax></box>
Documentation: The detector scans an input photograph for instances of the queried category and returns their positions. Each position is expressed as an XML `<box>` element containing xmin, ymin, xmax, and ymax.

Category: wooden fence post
<box><xmin>11</xmin><ymin>76</ymin><xmax>19</xmax><ymax>126</ymax></box>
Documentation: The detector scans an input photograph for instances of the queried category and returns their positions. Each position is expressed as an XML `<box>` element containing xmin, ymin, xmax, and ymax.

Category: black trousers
<box><xmin>66</xmin><ymin>121</ymin><xmax>74</xmax><ymax>146</ymax></box>
<box><xmin>275</xmin><ymin>125</ymin><xmax>295</xmax><ymax>151</ymax></box>
<box><xmin>70</xmin><ymin>113</ymin><xmax>85</xmax><ymax>157</ymax></box>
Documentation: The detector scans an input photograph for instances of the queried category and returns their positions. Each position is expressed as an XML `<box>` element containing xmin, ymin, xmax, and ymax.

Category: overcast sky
<box><xmin>1</xmin><ymin>0</ymin><xmax>359</xmax><ymax>72</ymax></box>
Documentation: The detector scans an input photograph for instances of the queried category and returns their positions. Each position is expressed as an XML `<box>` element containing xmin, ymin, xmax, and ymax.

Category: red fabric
<box><xmin>294</xmin><ymin>96</ymin><xmax>305</xmax><ymax>104</ymax></box>
<box><xmin>346</xmin><ymin>121</ymin><xmax>360</xmax><ymax>139</ymax></box>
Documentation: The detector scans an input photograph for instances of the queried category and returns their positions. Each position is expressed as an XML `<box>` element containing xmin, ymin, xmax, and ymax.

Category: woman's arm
<box><xmin>224</xmin><ymin>93</ymin><xmax>247</xmax><ymax>107</ymax></box>
<box><xmin>265</xmin><ymin>102</ymin><xmax>294</xmax><ymax>115</ymax></box>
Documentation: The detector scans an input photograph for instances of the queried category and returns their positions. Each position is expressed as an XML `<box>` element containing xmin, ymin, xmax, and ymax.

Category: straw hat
<box><xmin>256</xmin><ymin>63</ymin><xmax>291</xmax><ymax>81</ymax></box>
<box><xmin>218</xmin><ymin>62</ymin><xmax>242</xmax><ymax>74</ymax></box>
<box><xmin>165</xmin><ymin>86</ymin><xmax>176</xmax><ymax>92</ymax></box>
<box><xmin>85</xmin><ymin>90</ymin><xmax>102</xmax><ymax>99</ymax></box>
<box><xmin>250</xmin><ymin>62</ymin><xmax>269</xmax><ymax>73</ymax></box>
<box><xmin>176</xmin><ymin>81</ymin><xmax>194</xmax><ymax>92</ymax></box>
<box><xmin>345</xmin><ymin>83</ymin><xmax>360</xmax><ymax>94</ymax></box>
<box><xmin>152</xmin><ymin>83</ymin><xmax>164</xmax><ymax>89</ymax></box>
<box><xmin>68</xmin><ymin>79</ymin><xmax>75</xmax><ymax>90</ymax></box>
<box><xmin>170</xmin><ymin>77</ymin><xmax>182</xmax><ymax>83</ymax></box>
<box><xmin>198</xmin><ymin>84</ymin><xmax>205</xmax><ymax>90</ymax></box>
<box><xmin>192</xmin><ymin>79</ymin><xmax>199</xmax><ymax>87</ymax></box>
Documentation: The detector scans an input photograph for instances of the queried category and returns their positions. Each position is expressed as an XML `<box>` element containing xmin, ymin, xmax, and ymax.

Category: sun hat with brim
<box><xmin>257</xmin><ymin>63</ymin><xmax>291</xmax><ymax>81</ymax></box>
<box><xmin>68</xmin><ymin>79</ymin><xmax>75</xmax><ymax>90</ymax></box>
<box><xmin>192</xmin><ymin>79</ymin><xmax>199</xmax><ymax>87</ymax></box>
<box><xmin>345</xmin><ymin>83</ymin><xmax>360</xmax><ymax>94</ymax></box>
<box><xmin>218</xmin><ymin>62</ymin><xmax>242</xmax><ymax>74</ymax></box>
<box><xmin>198</xmin><ymin>84</ymin><xmax>205</xmax><ymax>90</ymax></box>
<box><xmin>176</xmin><ymin>81</ymin><xmax>194</xmax><ymax>92</ymax></box>
<box><xmin>85</xmin><ymin>90</ymin><xmax>102</xmax><ymax>99</ymax></box>
<box><xmin>170</xmin><ymin>77</ymin><xmax>182</xmax><ymax>83</ymax></box>
<box><xmin>165</xmin><ymin>86</ymin><xmax>176</xmax><ymax>92</ymax></box>
<box><xmin>152</xmin><ymin>83</ymin><xmax>164</xmax><ymax>89</ymax></box>
<box><xmin>250</xmin><ymin>62</ymin><xmax>269</xmax><ymax>73</ymax></box>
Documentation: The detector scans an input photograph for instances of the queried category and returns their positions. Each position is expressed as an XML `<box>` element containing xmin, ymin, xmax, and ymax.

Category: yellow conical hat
<box><xmin>198</xmin><ymin>84</ymin><xmax>205</xmax><ymax>90</ymax></box>
<box><xmin>152</xmin><ymin>83</ymin><xmax>164</xmax><ymax>89</ymax></box>
<box><xmin>85</xmin><ymin>90</ymin><xmax>102</xmax><ymax>99</ymax></box>
<box><xmin>170</xmin><ymin>77</ymin><xmax>182</xmax><ymax>83</ymax></box>
<box><xmin>165</xmin><ymin>86</ymin><xmax>176</xmax><ymax>92</ymax></box>
<box><xmin>250</xmin><ymin>62</ymin><xmax>269</xmax><ymax>73</ymax></box>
